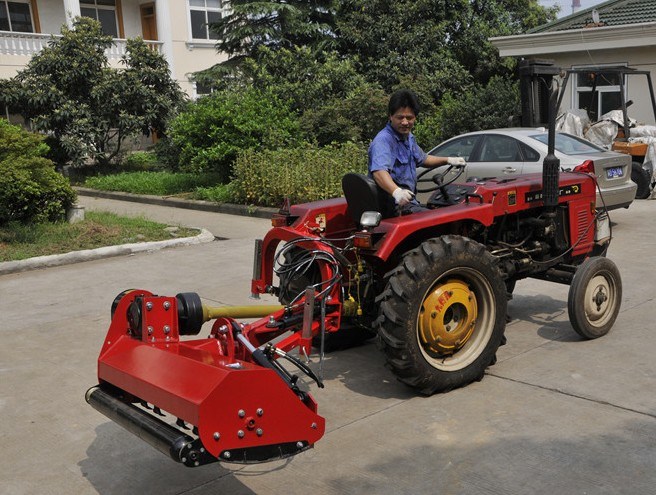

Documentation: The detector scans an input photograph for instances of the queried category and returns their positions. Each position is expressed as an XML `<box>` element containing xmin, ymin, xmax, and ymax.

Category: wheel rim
<box><xmin>417</xmin><ymin>268</ymin><xmax>496</xmax><ymax>371</ymax></box>
<box><xmin>584</xmin><ymin>273</ymin><xmax>617</xmax><ymax>328</ymax></box>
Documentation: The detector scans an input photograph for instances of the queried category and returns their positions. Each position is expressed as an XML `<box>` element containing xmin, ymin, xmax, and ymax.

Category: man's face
<box><xmin>389</xmin><ymin>107</ymin><xmax>416</xmax><ymax>137</ymax></box>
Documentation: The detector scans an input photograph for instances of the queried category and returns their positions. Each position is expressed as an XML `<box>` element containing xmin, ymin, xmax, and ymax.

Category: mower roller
<box><xmin>88</xmin><ymin>74</ymin><xmax>623</xmax><ymax>466</ymax></box>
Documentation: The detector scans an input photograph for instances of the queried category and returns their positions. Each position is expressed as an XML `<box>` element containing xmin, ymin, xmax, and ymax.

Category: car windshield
<box><xmin>530</xmin><ymin>133</ymin><xmax>606</xmax><ymax>155</ymax></box>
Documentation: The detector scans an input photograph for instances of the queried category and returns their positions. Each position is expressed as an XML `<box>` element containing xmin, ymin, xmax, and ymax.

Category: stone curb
<box><xmin>75</xmin><ymin>187</ymin><xmax>278</xmax><ymax>219</ymax></box>
<box><xmin>0</xmin><ymin>228</ymin><xmax>215</xmax><ymax>276</ymax></box>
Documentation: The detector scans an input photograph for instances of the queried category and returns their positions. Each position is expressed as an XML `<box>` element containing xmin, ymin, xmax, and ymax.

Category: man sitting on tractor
<box><xmin>369</xmin><ymin>89</ymin><xmax>465</xmax><ymax>215</ymax></box>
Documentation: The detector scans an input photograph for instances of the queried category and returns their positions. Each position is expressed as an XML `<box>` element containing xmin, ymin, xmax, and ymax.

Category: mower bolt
<box><xmin>200</xmin><ymin>447</ymin><xmax>205</xmax><ymax>453</ymax></box>
<box><xmin>256</xmin><ymin>428</ymin><xmax>263</xmax><ymax>437</ymax></box>
<box><xmin>147</xmin><ymin>326</ymin><xmax>154</xmax><ymax>335</ymax></box>
<box><xmin>146</xmin><ymin>302</ymin><xmax>153</xmax><ymax>310</ymax></box>
<box><xmin>256</xmin><ymin>408</ymin><xmax>264</xmax><ymax>416</ymax></box>
<box><xmin>213</xmin><ymin>432</ymin><xmax>220</xmax><ymax>440</ymax></box>
<box><xmin>238</xmin><ymin>430</ymin><xmax>245</xmax><ymax>438</ymax></box>
<box><xmin>238</xmin><ymin>409</ymin><xmax>245</xmax><ymax>418</ymax></box>
<box><xmin>296</xmin><ymin>442</ymin><xmax>304</xmax><ymax>449</ymax></box>
<box><xmin>165</xmin><ymin>336</ymin><xmax>170</xmax><ymax>342</ymax></box>
<box><xmin>163</xmin><ymin>301</ymin><xmax>171</xmax><ymax>310</ymax></box>
<box><xmin>219</xmin><ymin>325</ymin><xmax>228</xmax><ymax>334</ymax></box>
<box><xmin>163</xmin><ymin>325</ymin><xmax>170</xmax><ymax>334</ymax></box>
<box><xmin>326</xmin><ymin>296</ymin><xmax>332</xmax><ymax>302</ymax></box>
<box><xmin>311</xmin><ymin>423</ymin><xmax>317</xmax><ymax>429</ymax></box>
<box><xmin>194</xmin><ymin>461</ymin><xmax>199</xmax><ymax>467</ymax></box>
<box><xmin>224</xmin><ymin>452</ymin><xmax>231</xmax><ymax>459</ymax></box>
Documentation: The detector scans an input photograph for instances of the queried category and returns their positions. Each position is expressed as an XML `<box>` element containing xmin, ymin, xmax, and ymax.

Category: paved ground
<box><xmin>1</xmin><ymin>195</ymin><xmax>655</xmax><ymax>495</ymax></box>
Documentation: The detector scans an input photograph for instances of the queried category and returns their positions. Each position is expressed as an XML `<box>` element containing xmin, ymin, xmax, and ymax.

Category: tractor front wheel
<box><xmin>568</xmin><ymin>257</ymin><xmax>622</xmax><ymax>339</ymax></box>
<box><xmin>377</xmin><ymin>236</ymin><xmax>507</xmax><ymax>395</ymax></box>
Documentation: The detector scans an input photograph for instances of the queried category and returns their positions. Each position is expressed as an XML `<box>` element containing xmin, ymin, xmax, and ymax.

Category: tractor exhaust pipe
<box><xmin>543</xmin><ymin>77</ymin><xmax>561</xmax><ymax>210</ymax></box>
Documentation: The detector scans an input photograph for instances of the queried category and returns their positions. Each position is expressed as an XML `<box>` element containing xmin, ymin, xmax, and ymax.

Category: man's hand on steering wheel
<box><xmin>416</xmin><ymin>157</ymin><xmax>467</xmax><ymax>193</ymax></box>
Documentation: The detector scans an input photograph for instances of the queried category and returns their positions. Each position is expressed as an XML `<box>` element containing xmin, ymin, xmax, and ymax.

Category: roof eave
<box><xmin>490</xmin><ymin>21</ymin><xmax>656</xmax><ymax>57</ymax></box>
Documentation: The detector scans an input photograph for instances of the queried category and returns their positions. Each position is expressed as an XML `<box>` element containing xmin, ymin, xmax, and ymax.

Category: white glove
<box><xmin>392</xmin><ymin>187</ymin><xmax>414</xmax><ymax>206</ymax></box>
<box><xmin>447</xmin><ymin>156</ymin><xmax>466</xmax><ymax>166</ymax></box>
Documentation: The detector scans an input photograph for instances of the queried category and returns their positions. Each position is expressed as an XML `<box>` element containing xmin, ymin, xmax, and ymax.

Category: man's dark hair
<box><xmin>388</xmin><ymin>89</ymin><xmax>420</xmax><ymax>116</ymax></box>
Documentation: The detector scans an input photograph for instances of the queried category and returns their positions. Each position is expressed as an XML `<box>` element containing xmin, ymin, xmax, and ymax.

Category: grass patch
<box><xmin>0</xmin><ymin>211</ymin><xmax>199</xmax><ymax>262</ymax></box>
<box><xmin>83</xmin><ymin>172</ymin><xmax>223</xmax><ymax>196</ymax></box>
<box><xmin>192</xmin><ymin>183</ymin><xmax>235</xmax><ymax>203</ymax></box>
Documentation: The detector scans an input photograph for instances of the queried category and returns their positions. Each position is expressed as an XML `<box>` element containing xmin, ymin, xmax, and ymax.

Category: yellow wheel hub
<box><xmin>418</xmin><ymin>279</ymin><xmax>477</xmax><ymax>355</ymax></box>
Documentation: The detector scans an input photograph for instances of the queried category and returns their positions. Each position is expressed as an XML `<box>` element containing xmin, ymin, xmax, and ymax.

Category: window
<box><xmin>574</xmin><ymin>68</ymin><xmax>625</xmax><ymax>122</ymax></box>
<box><xmin>0</xmin><ymin>0</ymin><xmax>34</xmax><ymax>33</ymax></box>
<box><xmin>479</xmin><ymin>136</ymin><xmax>521</xmax><ymax>162</ymax></box>
<box><xmin>530</xmin><ymin>133</ymin><xmax>605</xmax><ymax>156</ymax></box>
<box><xmin>189</xmin><ymin>0</ymin><xmax>222</xmax><ymax>40</ymax></box>
<box><xmin>519</xmin><ymin>142</ymin><xmax>540</xmax><ymax>162</ymax></box>
<box><xmin>81</xmin><ymin>0</ymin><xmax>119</xmax><ymax>38</ymax></box>
<box><xmin>430</xmin><ymin>136</ymin><xmax>481</xmax><ymax>162</ymax></box>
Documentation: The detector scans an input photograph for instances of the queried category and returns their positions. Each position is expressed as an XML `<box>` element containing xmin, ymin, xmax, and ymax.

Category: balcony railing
<box><xmin>0</xmin><ymin>31</ymin><xmax>162</xmax><ymax>59</ymax></box>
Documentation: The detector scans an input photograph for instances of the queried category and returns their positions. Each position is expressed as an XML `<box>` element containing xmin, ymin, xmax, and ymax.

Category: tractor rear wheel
<box><xmin>377</xmin><ymin>236</ymin><xmax>507</xmax><ymax>395</ymax></box>
<box><xmin>568</xmin><ymin>257</ymin><xmax>622</xmax><ymax>339</ymax></box>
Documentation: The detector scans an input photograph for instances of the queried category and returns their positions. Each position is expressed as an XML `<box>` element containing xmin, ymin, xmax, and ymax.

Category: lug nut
<box><xmin>256</xmin><ymin>408</ymin><xmax>264</xmax><ymax>416</ymax></box>
<box><xmin>163</xmin><ymin>325</ymin><xmax>170</xmax><ymax>334</ymax></box>
<box><xmin>238</xmin><ymin>409</ymin><xmax>245</xmax><ymax>418</ymax></box>
<box><xmin>238</xmin><ymin>430</ymin><xmax>245</xmax><ymax>438</ymax></box>
<box><xmin>256</xmin><ymin>428</ymin><xmax>263</xmax><ymax>437</ymax></box>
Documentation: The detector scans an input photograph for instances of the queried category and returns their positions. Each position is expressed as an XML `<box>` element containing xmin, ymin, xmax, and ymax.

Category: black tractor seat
<box><xmin>342</xmin><ymin>173</ymin><xmax>397</xmax><ymax>225</ymax></box>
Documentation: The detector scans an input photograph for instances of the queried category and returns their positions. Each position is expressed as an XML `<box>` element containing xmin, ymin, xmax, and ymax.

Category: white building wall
<box><xmin>1</xmin><ymin>0</ymin><xmax>228</xmax><ymax>98</ymax></box>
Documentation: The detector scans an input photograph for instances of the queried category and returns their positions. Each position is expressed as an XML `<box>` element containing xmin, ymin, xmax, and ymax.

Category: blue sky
<box><xmin>539</xmin><ymin>0</ymin><xmax>609</xmax><ymax>18</ymax></box>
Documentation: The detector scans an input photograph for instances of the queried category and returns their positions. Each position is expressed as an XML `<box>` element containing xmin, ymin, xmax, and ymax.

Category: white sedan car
<box><xmin>420</xmin><ymin>128</ymin><xmax>636</xmax><ymax>211</ymax></box>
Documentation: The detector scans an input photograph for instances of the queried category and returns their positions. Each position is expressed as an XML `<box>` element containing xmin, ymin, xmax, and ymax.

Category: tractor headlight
<box><xmin>359</xmin><ymin>211</ymin><xmax>382</xmax><ymax>230</ymax></box>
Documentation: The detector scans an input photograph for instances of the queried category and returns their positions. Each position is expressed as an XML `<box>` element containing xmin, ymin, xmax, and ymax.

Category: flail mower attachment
<box><xmin>87</xmin><ymin>290</ymin><xmax>327</xmax><ymax>466</ymax></box>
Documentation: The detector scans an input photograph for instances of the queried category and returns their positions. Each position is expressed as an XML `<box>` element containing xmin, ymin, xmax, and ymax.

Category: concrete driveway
<box><xmin>1</xmin><ymin>197</ymin><xmax>654</xmax><ymax>495</ymax></box>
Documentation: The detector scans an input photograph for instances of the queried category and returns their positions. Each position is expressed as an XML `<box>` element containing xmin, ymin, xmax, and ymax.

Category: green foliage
<box><xmin>231</xmin><ymin>142</ymin><xmax>367</xmax><ymax>206</ymax></box>
<box><xmin>0</xmin><ymin>120</ymin><xmax>76</xmax><ymax>225</ymax></box>
<box><xmin>169</xmin><ymin>87</ymin><xmax>302</xmax><ymax>181</ymax></box>
<box><xmin>122</xmin><ymin>151</ymin><xmax>161</xmax><ymax>171</ymax></box>
<box><xmin>83</xmin><ymin>171</ymin><xmax>221</xmax><ymax>196</ymax></box>
<box><xmin>417</xmin><ymin>76</ymin><xmax>521</xmax><ymax>149</ymax></box>
<box><xmin>193</xmin><ymin>183</ymin><xmax>235</xmax><ymax>203</ymax></box>
<box><xmin>300</xmin><ymin>83</ymin><xmax>388</xmax><ymax>145</ymax></box>
<box><xmin>1</xmin><ymin>17</ymin><xmax>185</xmax><ymax>167</ymax></box>
<box><xmin>210</xmin><ymin>0</ymin><xmax>337</xmax><ymax>61</ymax></box>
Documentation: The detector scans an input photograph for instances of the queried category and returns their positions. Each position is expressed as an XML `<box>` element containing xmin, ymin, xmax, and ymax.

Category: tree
<box><xmin>1</xmin><ymin>17</ymin><xmax>185</xmax><ymax>167</ymax></box>
<box><xmin>210</xmin><ymin>0</ymin><xmax>337</xmax><ymax>64</ymax></box>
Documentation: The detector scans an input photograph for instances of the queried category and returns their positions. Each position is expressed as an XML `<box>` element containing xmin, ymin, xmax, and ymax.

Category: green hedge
<box><xmin>231</xmin><ymin>142</ymin><xmax>368</xmax><ymax>207</ymax></box>
<box><xmin>0</xmin><ymin>120</ymin><xmax>76</xmax><ymax>225</ymax></box>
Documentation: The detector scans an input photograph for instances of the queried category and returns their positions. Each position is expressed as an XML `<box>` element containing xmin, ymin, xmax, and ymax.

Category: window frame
<box><xmin>188</xmin><ymin>0</ymin><xmax>224</xmax><ymax>41</ymax></box>
<box><xmin>80</xmin><ymin>0</ymin><xmax>123</xmax><ymax>38</ymax></box>
<box><xmin>571</xmin><ymin>63</ymin><xmax>628</xmax><ymax>122</ymax></box>
<box><xmin>0</xmin><ymin>0</ymin><xmax>35</xmax><ymax>33</ymax></box>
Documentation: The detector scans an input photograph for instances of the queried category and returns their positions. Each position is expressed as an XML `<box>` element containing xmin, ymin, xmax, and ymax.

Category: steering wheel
<box><xmin>416</xmin><ymin>163</ymin><xmax>466</xmax><ymax>193</ymax></box>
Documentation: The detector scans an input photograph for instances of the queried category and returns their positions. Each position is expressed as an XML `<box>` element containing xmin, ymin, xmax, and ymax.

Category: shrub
<box><xmin>0</xmin><ymin>120</ymin><xmax>76</xmax><ymax>224</ymax></box>
<box><xmin>231</xmin><ymin>142</ymin><xmax>367</xmax><ymax>206</ymax></box>
<box><xmin>169</xmin><ymin>87</ymin><xmax>302</xmax><ymax>181</ymax></box>
<box><xmin>83</xmin><ymin>171</ymin><xmax>221</xmax><ymax>196</ymax></box>
<box><xmin>122</xmin><ymin>151</ymin><xmax>161</xmax><ymax>171</ymax></box>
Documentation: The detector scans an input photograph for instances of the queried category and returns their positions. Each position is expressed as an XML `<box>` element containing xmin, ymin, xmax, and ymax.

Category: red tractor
<box><xmin>87</xmin><ymin>84</ymin><xmax>622</xmax><ymax>467</ymax></box>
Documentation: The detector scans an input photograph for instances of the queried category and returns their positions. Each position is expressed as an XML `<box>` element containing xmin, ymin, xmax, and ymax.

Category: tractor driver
<box><xmin>368</xmin><ymin>89</ymin><xmax>465</xmax><ymax>215</ymax></box>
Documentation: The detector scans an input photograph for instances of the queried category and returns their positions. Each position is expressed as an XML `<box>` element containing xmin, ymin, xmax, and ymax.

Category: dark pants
<box><xmin>398</xmin><ymin>200</ymin><xmax>428</xmax><ymax>216</ymax></box>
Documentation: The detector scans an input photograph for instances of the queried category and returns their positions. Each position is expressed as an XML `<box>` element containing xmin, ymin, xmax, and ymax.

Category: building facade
<box><xmin>0</xmin><ymin>0</ymin><xmax>228</xmax><ymax>97</ymax></box>
<box><xmin>490</xmin><ymin>0</ymin><xmax>656</xmax><ymax>125</ymax></box>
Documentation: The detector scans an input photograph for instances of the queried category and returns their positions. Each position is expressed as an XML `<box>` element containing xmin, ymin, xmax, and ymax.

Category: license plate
<box><xmin>606</xmin><ymin>166</ymin><xmax>622</xmax><ymax>178</ymax></box>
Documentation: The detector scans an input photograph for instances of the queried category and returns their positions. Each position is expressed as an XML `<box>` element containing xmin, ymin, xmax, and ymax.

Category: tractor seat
<box><xmin>342</xmin><ymin>173</ymin><xmax>397</xmax><ymax>225</ymax></box>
